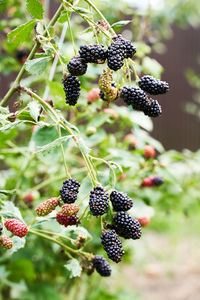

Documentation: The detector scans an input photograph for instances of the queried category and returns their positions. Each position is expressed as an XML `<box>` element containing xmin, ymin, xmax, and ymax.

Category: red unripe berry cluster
<box><xmin>4</xmin><ymin>219</ymin><xmax>28</xmax><ymax>238</ymax></box>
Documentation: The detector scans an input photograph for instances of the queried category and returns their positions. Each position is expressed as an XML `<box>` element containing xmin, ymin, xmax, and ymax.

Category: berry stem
<box><xmin>34</xmin><ymin>228</ymin><xmax>75</xmax><ymax>242</ymax></box>
<box><xmin>0</xmin><ymin>4</ymin><xmax>64</xmax><ymax>107</ymax></box>
<box><xmin>66</xmin><ymin>12</ymin><xmax>77</xmax><ymax>55</ymax></box>
<box><xmin>57</xmin><ymin>125</ymin><xmax>71</xmax><ymax>179</ymax></box>
<box><xmin>83</xmin><ymin>0</ymin><xmax>115</xmax><ymax>35</ymax></box>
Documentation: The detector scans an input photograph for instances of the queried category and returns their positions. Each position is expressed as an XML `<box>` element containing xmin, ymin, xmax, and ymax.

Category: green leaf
<box><xmin>7</xmin><ymin>236</ymin><xmax>26</xmax><ymax>255</ymax></box>
<box><xmin>58</xmin><ymin>11</ymin><xmax>68</xmax><ymax>24</ymax></box>
<box><xmin>34</xmin><ymin>135</ymin><xmax>72</xmax><ymax>155</ymax></box>
<box><xmin>74</xmin><ymin>7</ymin><xmax>92</xmax><ymax>15</ymax></box>
<box><xmin>111</xmin><ymin>20</ymin><xmax>132</xmax><ymax>28</ymax></box>
<box><xmin>0</xmin><ymin>200</ymin><xmax>24</xmax><ymax>222</ymax></box>
<box><xmin>26</xmin><ymin>0</ymin><xmax>44</xmax><ymax>19</ymax></box>
<box><xmin>0</xmin><ymin>120</ymin><xmax>23</xmax><ymax>132</ymax></box>
<box><xmin>88</xmin><ymin>113</ymin><xmax>110</xmax><ymax>128</ymax></box>
<box><xmin>48</xmin><ymin>81</ymin><xmax>66</xmax><ymax>108</ymax></box>
<box><xmin>64</xmin><ymin>259</ymin><xmax>82</xmax><ymax>278</ymax></box>
<box><xmin>7</xmin><ymin>20</ymin><xmax>36</xmax><ymax>48</ymax></box>
<box><xmin>142</xmin><ymin>57</ymin><xmax>164</xmax><ymax>78</ymax></box>
<box><xmin>24</xmin><ymin>56</ymin><xmax>52</xmax><ymax>75</ymax></box>
<box><xmin>28</xmin><ymin>100</ymin><xmax>41</xmax><ymax>122</ymax></box>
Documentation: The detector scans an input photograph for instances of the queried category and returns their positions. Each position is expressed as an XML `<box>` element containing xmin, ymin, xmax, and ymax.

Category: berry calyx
<box><xmin>60</xmin><ymin>178</ymin><xmax>80</xmax><ymax>204</ymax></box>
<box><xmin>144</xmin><ymin>145</ymin><xmax>156</xmax><ymax>158</ymax></box>
<box><xmin>35</xmin><ymin>197</ymin><xmax>60</xmax><ymax>216</ymax></box>
<box><xmin>0</xmin><ymin>236</ymin><xmax>14</xmax><ymax>249</ymax></box>
<box><xmin>110</xmin><ymin>190</ymin><xmax>133</xmax><ymax>212</ymax></box>
<box><xmin>89</xmin><ymin>186</ymin><xmax>109</xmax><ymax>216</ymax></box>
<box><xmin>93</xmin><ymin>255</ymin><xmax>112</xmax><ymax>277</ymax></box>
<box><xmin>101</xmin><ymin>230</ymin><xmax>124</xmax><ymax>263</ymax></box>
<box><xmin>114</xmin><ymin>211</ymin><xmax>142</xmax><ymax>240</ymax></box>
<box><xmin>4</xmin><ymin>219</ymin><xmax>28</xmax><ymax>238</ymax></box>
<box><xmin>67</xmin><ymin>55</ymin><xmax>88</xmax><ymax>76</ymax></box>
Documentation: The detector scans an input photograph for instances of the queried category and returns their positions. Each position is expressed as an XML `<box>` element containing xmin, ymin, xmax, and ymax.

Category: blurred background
<box><xmin>0</xmin><ymin>0</ymin><xmax>200</xmax><ymax>300</ymax></box>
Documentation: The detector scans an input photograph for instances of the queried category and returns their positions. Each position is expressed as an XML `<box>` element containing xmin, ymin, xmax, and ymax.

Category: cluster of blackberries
<box><xmin>121</xmin><ymin>75</ymin><xmax>169</xmax><ymax>117</ymax></box>
<box><xmin>63</xmin><ymin>34</ymin><xmax>136</xmax><ymax>106</ymax></box>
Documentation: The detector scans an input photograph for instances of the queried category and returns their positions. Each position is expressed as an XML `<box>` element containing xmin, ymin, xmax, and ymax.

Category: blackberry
<box><xmin>93</xmin><ymin>255</ymin><xmax>111</xmax><ymax>277</ymax></box>
<box><xmin>110</xmin><ymin>190</ymin><xmax>133</xmax><ymax>212</ymax></box>
<box><xmin>114</xmin><ymin>211</ymin><xmax>142</xmax><ymax>240</ymax></box>
<box><xmin>60</xmin><ymin>178</ymin><xmax>80</xmax><ymax>204</ymax></box>
<box><xmin>113</xmin><ymin>34</ymin><xmax>136</xmax><ymax>59</ymax></box>
<box><xmin>101</xmin><ymin>230</ymin><xmax>124</xmax><ymax>263</ymax></box>
<box><xmin>143</xmin><ymin>99</ymin><xmax>162</xmax><ymax>117</ymax></box>
<box><xmin>0</xmin><ymin>224</ymin><xmax>2</xmax><ymax>236</ymax></box>
<box><xmin>67</xmin><ymin>55</ymin><xmax>87</xmax><ymax>76</ymax></box>
<box><xmin>121</xmin><ymin>86</ymin><xmax>148</xmax><ymax>111</ymax></box>
<box><xmin>63</xmin><ymin>74</ymin><xmax>81</xmax><ymax>106</ymax></box>
<box><xmin>139</xmin><ymin>75</ymin><xmax>169</xmax><ymax>95</ymax></box>
<box><xmin>89</xmin><ymin>186</ymin><xmax>109</xmax><ymax>216</ymax></box>
<box><xmin>152</xmin><ymin>175</ymin><xmax>164</xmax><ymax>186</ymax></box>
<box><xmin>107</xmin><ymin>42</ymin><xmax>125</xmax><ymax>71</ymax></box>
<box><xmin>79</xmin><ymin>44</ymin><xmax>108</xmax><ymax>64</ymax></box>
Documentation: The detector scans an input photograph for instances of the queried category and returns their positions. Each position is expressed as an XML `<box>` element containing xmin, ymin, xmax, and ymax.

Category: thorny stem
<box><xmin>0</xmin><ymin>4</ymin><xmax>64</xmax><ymax>107</ymax></box>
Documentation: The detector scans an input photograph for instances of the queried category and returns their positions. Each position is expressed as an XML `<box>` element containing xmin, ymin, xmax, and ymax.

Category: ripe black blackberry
<box><xmin>121</xmin><ymin>86</ymin><xmax>149</xmax><ymax>111</ymax></box>
<box><xmin>110</xmin><ymin>190</ymin><xmax>133</xmax><ymax>211</ymax></box>
<box><xmin>93</xmin><ymin>255</ymin><xmax>111</xmax><ymax>277</ymax></box>
<box><xmin>139</xmin><ymin>75</ymin><xmax>169</xmax><ymax>95</ymax></box>
<box><xmin>107</xmin><ymin>42</ymin><xmax>125</xmax><ymax>71</ymax></box>
<box><xmin>143</xmin><ymin>99</ymin><xmax>162</xmax><ymax>117</ymax></box>
<box><xmin>67</xmin><ymin>55</ymin><xmax>87</xmax><ymax>76</ymax></box>
<box><xmin>152</xmin><ymin>175</ymin><xmax>164</xmax><ymax>186</ymax></box>
<box><xmin>113</xmin><ymin>34</ymin><xmax>136</xmax><ymax>59</ymax></box>
<box><xmin>60</xmin><ymin>178</ymin><xmax>80</xmax><ymax>204</ymax></box>
<box><xmin>0</xmin><ymin>224</ymin><xmax>3</xmax><ymax>235</ymax></box>
<box><xmin>89</xmin><ymin>186</ymin><xmax>109</xmax><ymax>216</ymax></box>
<box><xmin>63</xmin><ymin>74</ymin><xmax>81</xmax><ymax>106</ymax></box>
<box><xmin>79</xmin><ymin>44</ymin><xmax>108</xmax><ymax>64</ymax></box>
<box><xmin>114</xmin><ymin>211</ymin><xmax>142</xmax><ymax>240</ymax></box>
<box><xmin>101</xmin><ymin>230</ymin><xmax>124</xmax><ymax>263</ymax></box>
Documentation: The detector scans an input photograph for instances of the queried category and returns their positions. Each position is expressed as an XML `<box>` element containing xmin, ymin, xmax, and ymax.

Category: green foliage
<box><xmin>26</xmin><ymin>0</ymin><xmax>44</xmax><ymax>20</ymax></box>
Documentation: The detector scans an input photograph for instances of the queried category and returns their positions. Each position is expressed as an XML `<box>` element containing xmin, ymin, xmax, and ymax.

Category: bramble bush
<box><xmin>0</xmin><ymin>0</ymin><xmax>200</xmax><ymax>299</ymax></box>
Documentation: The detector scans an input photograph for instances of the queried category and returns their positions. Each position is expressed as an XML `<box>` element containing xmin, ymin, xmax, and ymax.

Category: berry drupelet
<box><xmin>63</xmin><ymin>74</ymin><xmax>81</xmax><ymax>106</ymax></box>
<box><xmin>93</xmin><ymin>255</ymin><xmax>112</xmax><ymax>277</ymax></box>
<box><xmin>139</xmin><ymin>75</ymin><xmax>169</xmax><ymax>95</ymax></box>
<box><xmin>101</xmin><ymin>230</ymin><xmax>124</xmax><ymax>263</ymax></box>
<box><xmin>107</xmin><ymin>42</ymin><xmax>126</xmax><ymax>71</ymax></box>
<box><xmin>60</xmin><ymin>178</ymin><xmax>80</xmax><ymax>204</ymax></box>
<box><xmin>67</xmin><ymin>55</ymin><xmax>88</xmax><ymax>76</ymax></box>
<box><xmin>114</xmin><ymin>211</ymin><xmax>142</xmax><ymax>240</ymax></box>
<box><xmin>110</xmin><ymin>190</ymin><xmax>133</xmax><ymax>212</ymax></box>
<box><xmin>113</xmin><ymin>34</ymin><xmax>136</xmax><ymax>59</ymax></box>
<box><xmin>89</xmin><ymin>186</ymin><xmax>109</xmax><ymax>216</ymax></box>
<box><xmin>121</xmin><ymin>86</ymin><xmax>148</xmax><ymax>111</ymax></box>
<box><xmin>79</xmin><ymin>44</ymin><xmax>108</xmax><ymax>64</ymax></box>
<box><xmin>143</xmin><ymin>99</ymin><xmax>162</xmax><ymax>117</ymax></box>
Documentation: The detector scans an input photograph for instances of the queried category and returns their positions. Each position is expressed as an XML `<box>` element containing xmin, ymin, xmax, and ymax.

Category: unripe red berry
<box><xmin>56</xmin><ymin>213</ymin><xmax>79</xmax><ymax>227</ymax></box>
<box><xmin>61</xmin><ymin>203</ymin><xmax>79</xmax><ymax>216</ymax></box>
<box><xmin>24</xmin><ymin>194</ymin><xmax>34</xmax><ymax>202</ymax></box>
<box><xmin>142</xmin><ymin>177</ymin><xmax>153</xmax><ymax>187</ymax></box>
<box><xmin>87</xmin><ymin>88</ymin><xmax>100</xmax><ymax>104</ymax></box>
<box><xmin>137</xmin><ymin>216</ymin><xmax>151</xmax><ymax>227</ymax></box>
<box><xmin>35</xmin><ymin>197</ymin><xmax>60</xmax><ymax>216</ymax></box>
<box><xmin>144</xmin><ymin>145</ymin><xmax>156</xmax><ymax>158</ymax></box>
<box><xmin>0</xmin><ymin>236</ymin><xmax>14</xmax><ymax>249</ymax></box>
<box><xmin>103</xmin><ymin>108</ymin><xmax>118</xmax><ymax>120</ymax></box>
<box><xmin>4</xmin><ymin>219</ymin><xmax>28</xmax><ymax>238</ymax></box>
<box><xmin>119</xmin><ymin>173</ymin><xmax>126</xmax><ymax>181</ymax></box>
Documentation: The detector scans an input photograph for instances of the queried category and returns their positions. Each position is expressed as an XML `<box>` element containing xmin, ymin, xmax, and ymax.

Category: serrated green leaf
<box><xmin>7</xmin><ymin>20</ymin><xmax>36</xmax><ymax>48</ymax></box>
<box><xmin>0</xmin><ymin>120</ymin><xmax>23</xmax><ymax>132</ymax></box>
<box><xmin>7</xmin><ymin>237</ymin><xmax>26</xmax><ymax>255</ymax></box>
<box><xmin>111</xmin><ymin>20</ymin><xmax>132</xmax><ymax>28</ymax></box>
<box><xmin>26</xmin><ymin>0</ymin><xmax>44</xmax><ymax>19</ymax></box>
<box><xmin>58</xmin><ymin>11</ymin><xmax>68</xmax><ymax>24</ymax></box>
<box><xmin>34</xmin><ymin>135</ymin><xmax>72</xmax><ymax>155</ymax></box>
<box><xmin>25</xmin><ymin>56</ymin><xmax>52</xmax><ymax>75</ymax></box>
<box><xmin>28</xmin><ymin>100</ymin><xmax>41</xmax><ymax>122</ymax></box>
<box><xmin>64</xmin><ymin>259</ymin><xmax>82</xmax><ymax>278</ymax></box>
<box><xmin>48</xmin><ymin>81</ymin><xmax>65</xmax><ymax>107</ymax></box>
<box><xmin>0</xmin><ymin>200</ymin><xmax>24</xmax><ymax>222</ymax></box>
